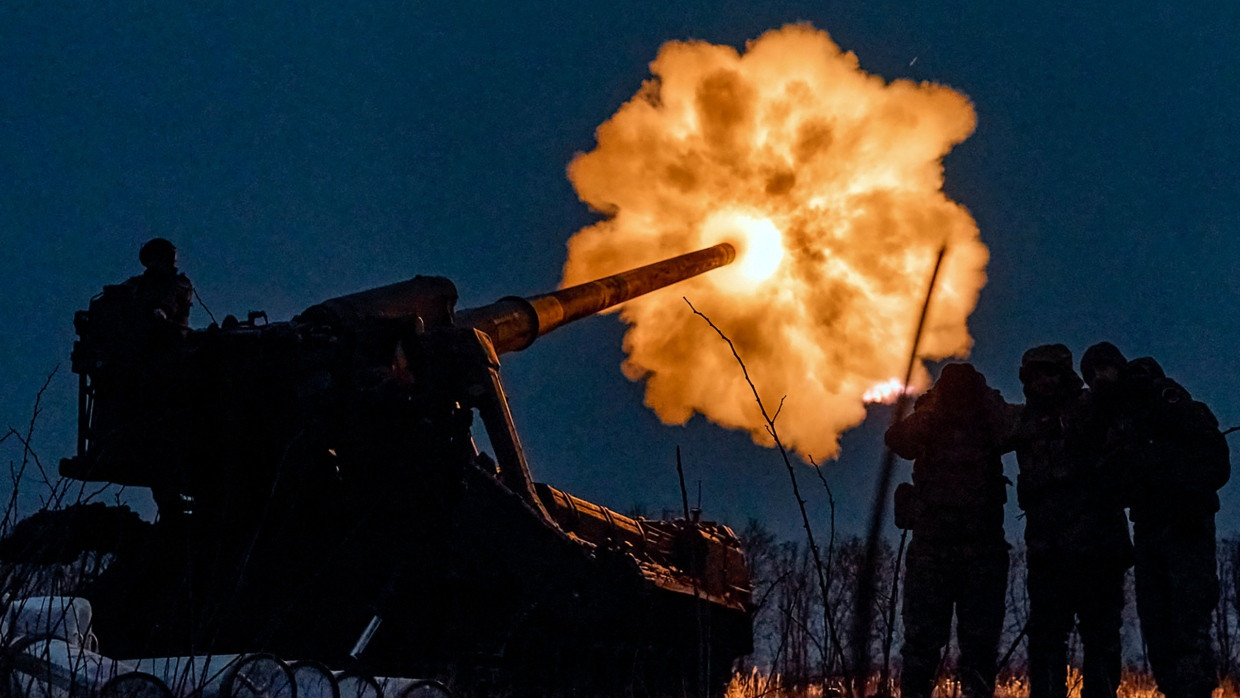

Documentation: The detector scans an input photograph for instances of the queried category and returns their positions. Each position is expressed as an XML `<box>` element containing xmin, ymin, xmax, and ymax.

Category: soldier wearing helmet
<box><xmin>1098</xmin><ymin>352</ymin><xmax>1230</xmax><ymax>698</ymax></box>
<box><xmin>886</xmin><ymin>363</ymin><xmax>1016</xmax><ymax>698</ymax></box>
<box><xmin>99</xmin><ymin>239</ymin><xmax>195</xmax><ymax>515</ymax></box>
<box><xmin>1015</xmin><ymin>343</ymin><xmax>1131</xmax><ymax>698</ymax></box>
<box><xmin>123</xmin><ymin>238</ymin><xmax>194</xmax><ymax>331</ymax></box>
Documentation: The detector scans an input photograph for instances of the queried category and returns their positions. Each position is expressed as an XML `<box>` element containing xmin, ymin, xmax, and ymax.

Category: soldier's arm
<box><xmin>885</xmin><ymin>407</ymin><xmax>935</xmax><ymax>460</ymax></box>
<box><xmin>1146</xmin><ymin>380</ymin><xmax>1229</xmax><ymax>492</ymax></box>
<box><xmin>163</xmin><ymin>274</ymin><xmax>194</xmax><ymax>326</ymax></box>
<box><xmin>994</xmin><ymin>396</ymin><xmax>1024</xmax><ymax>454</ymax></box>
<box><xmin>1179</xmin><ymin>400</ymin><xmax>1231</xmax><ymax>492</ymax></box>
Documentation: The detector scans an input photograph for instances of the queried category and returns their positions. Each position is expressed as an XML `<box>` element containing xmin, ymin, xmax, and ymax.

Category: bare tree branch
<box><xmin>22</xmin><ymin>366</ymin><xmax>59</xmax><ymax>490</ymax></box>
<box><xmin>3</xmin><ymin>367</ymin><xmax>61</xmax><ymax>533</ymax></box>
<box><xmin>808</xmin><ymin>454</ymin><xmax>844</xmax><ymax>671</ymax></box>
<box><xmin>685</xmin><ymin>296</ymin><xmax>849</xmax><ymax>676</ymax></box>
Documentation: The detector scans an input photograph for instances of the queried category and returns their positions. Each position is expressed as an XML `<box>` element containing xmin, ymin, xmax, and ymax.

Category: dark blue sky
<box><xmin>3</xmin><ymin>2</ymin><xmax>1238</xmax><ymax>542</ymax></box>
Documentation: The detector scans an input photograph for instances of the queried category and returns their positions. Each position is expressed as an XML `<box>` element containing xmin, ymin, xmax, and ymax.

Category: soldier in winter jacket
<box><xmin>1090</xmin><ymin>348</ymin><xmax>1230</xmax><ymax>698</ymax></box>
<box><xmin>886</xmin><ymin>363</ymin><xmax>1017</xmax><ymax>698</ymax></box>
<box><xmin>1015</xmin><ymin>343</ymin><xmax>1132</xmax><ymax>698</ymax></box>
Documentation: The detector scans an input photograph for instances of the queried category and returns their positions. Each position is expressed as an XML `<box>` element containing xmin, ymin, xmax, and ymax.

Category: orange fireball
<box><xmin>561</xmin><ymin>24</ymin><xmax>987</xmax><ymax>459</ymax></box>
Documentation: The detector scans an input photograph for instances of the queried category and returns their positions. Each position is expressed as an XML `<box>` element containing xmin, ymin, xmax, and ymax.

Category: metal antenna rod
<box><xmin>850</xmin><ymin>245</ymin><xmax>947</xmax><ymax>698</ymax></box>
<box><xmin>676</xmin><ymin>446</ymin><xmax>691</xmax><ymax>520</ymax></box>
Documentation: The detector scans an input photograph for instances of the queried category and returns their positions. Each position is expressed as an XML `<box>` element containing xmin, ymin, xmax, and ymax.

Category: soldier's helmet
<box><xmin>1125</xmin><ymin>357</ymin><xmax>1191</xmax><ymax>403</ymax></box>
<box><xmin>1080</xmin><ymin>341</ymin><xmax>1127</xmax><ymax>385</ymax></box>
<box><xmin>138</xmin><ymin>238</ymin><xmax>177</xmax><ymax>269</ymax></box>
<box><xmin>1125</xmin><ymin>356</ymin><xmax>1166</xmax><ymax>382</ymax></box>
<box><xmin>1018</xmin><ymin>343</ymin><xmax>1074</xmax><ymax>383</ymax></box>
<box><xmin>933</xmin><ymin>362</ymin><xmax>989</xmax><ymax>405</ymax></box>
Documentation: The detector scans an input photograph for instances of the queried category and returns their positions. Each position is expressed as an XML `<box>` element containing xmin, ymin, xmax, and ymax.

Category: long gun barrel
<box><xmin>458</xmin><ymin>242</ymin><xmax>735</xmax><ymax>354</ymax></box>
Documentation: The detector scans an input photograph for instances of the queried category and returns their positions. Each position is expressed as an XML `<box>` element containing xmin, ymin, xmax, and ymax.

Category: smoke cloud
<box><xmin>561</xmin><ymin>24</ymin><xmax>987</xmax><ymax>460</ymax></box>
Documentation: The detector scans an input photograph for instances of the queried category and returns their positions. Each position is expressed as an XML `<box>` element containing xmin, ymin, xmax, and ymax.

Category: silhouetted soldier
<box><xmin>1015</xmin><ymin>344</ymin><xmax>1131</xmax><ymax>698</ymax></box>
<box><xmin>122</xmin><ymin>237</ymin><xmax>194</xmax><ymax>336</ymax></box>
<box><xmin>85</xmin><ymin>238</ymin><xmax>194</xmax><ymax>515</ymax></box>
<box><xmin>79</xmin><ymin>239</ymin><xmax>194</xmax><ymax>419</ymax></box>
<box><xmin>1111</xmin><ymin>355</ymin><xmax>1230</xmax><ymax>698</ymax></box>
<box><xmin>1078</xmin><ymin>342</ymin><xmax>1135</xmax><ymax>503</ymax></box>
<box><xmin>886</xmin><ymin>363</ymin><xmax>1015</xmax><ymax>698</ymax></box>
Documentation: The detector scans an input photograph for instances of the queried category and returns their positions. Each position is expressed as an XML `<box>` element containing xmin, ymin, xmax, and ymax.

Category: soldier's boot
<box><xmin>1077</xmin><ymin>627</ymin><xmax>1122</xmax><ymax>698</ymax></box>
<box><xmin>1027</xmin><ymin>633</ymin><xmax>1069</xmax><ymax>698</ymax></box>
<box><xmin>1170</xmin><ymin>532</ymin><xmax>1220</xmax><ymax>698</ymax></box>
<box><xmin>1077</xmin><ymin>565</ymin><xmax>1125</xmax><ymax>698</ymax></box>
<box><xmin>900</xmin><ymin>551</ymin><xmax>954</xmax><ymax>698</ymax></box>
<box><xmin>1171</xmin><ymin>625</ymin><xmax>1216</xmax><ymax>698</ymax></box>
<box><xmin>955</xmin><ymin>552</ymin><xmax>1007</xmax><ymax>698</ymax></box>
<box><xmin>956</xmin><ymin>631</ymin><xmax>1000</xmax><ymax>698</ymax></box>
<box><xmin>1026</xmin><ymin>561</ymin><xmax>1076</xmax><ymax>698</ymax></box>
<box><xmin>898</xmin><ymin>648</ymin><xmax>941</xmax><ymax>698</ymax></box>
<box><xmin>1136</xmin><ymin>587</ymin><xmax>1176</xmax><ymax>697</ymax></box>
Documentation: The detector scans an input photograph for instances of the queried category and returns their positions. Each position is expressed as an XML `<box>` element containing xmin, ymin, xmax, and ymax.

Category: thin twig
<box><xmin>685</xmin><ymin>297</ymin><xmax>849</xmax><ymax>675</ymax></box>
<box><xmin>880</xmin><ymin>528</ymin><xmax>909</xmax><ymax>689</ymax></box>
<box><xmin>996</xmin><ymin>619</ymin><xmax>1030</xmax><ymax>673</ymax></box>
<box><xmin>808</xmin><ymin>455</ymin><xmax>844</xmax><ymax>673</ymax></box>
<box><xmin>752</xmin><ymin>569</ymin><xmax>794</xmax><ymax>614</ymax></box>
<box><xmin>22</xmin><ymin>366</ymin><xmax>59</xmax><ymax>492</ymax></box>
<box><xmin>3</xmin><ymin>367</ymin><xmax>61</xmax><ymax>532</ymax></box>
<box><xmin>4</xmin><ymin>431</ymin><xmax>52</xmax><ymax>504</ymax></box>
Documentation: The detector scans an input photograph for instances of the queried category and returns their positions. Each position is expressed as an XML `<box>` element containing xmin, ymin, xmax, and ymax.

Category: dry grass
<box><xmin>1217</xmin><ymin>679</ymin><xmax>1240</xmax><ymax>698</ymax></box>
<box><xmin>725</xmin><ymin>668</ymin><xmax>1240</xmax><ymax>698</ymax></box>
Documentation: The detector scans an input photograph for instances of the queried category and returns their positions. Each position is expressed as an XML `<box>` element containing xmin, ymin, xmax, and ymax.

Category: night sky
<box><xmin>3</xmin><ymin>2</ymin><xmax>1238</xmax><ymax>544</ymax></box>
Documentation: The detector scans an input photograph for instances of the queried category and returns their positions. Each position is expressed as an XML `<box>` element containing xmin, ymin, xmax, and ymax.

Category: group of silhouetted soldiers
<box><xmin>887</xmin><ymin>346</ymin><xmax>1230</xmax><ymax>698</ymax></box>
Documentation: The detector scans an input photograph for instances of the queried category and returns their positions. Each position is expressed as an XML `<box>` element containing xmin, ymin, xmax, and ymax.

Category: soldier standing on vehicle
<box><xmin>123</xmin><ymin>238</ymin><xmax>194</xmax><ymax>333</ymax></box>
<box><xmin>886</xmin><ymin>363</ymin><xmax>1016</xmax><ymax>698</ymax></box>
<box><xmin>1112</xmin><ymin>355</ymin><xmax>1230</xmax><ymax>698</ymax></box>
<box><xmin>1016</xmin><ymin>344</ymin><xmax>1132</xmax><ymax>698</ymax></box>
<box><xmin>108</xmin><ymin>238</ymin><xmax>195</xmax><ymax>515</ymax></box>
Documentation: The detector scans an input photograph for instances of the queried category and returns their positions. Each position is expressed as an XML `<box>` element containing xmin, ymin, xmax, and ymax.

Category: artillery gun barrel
<box><xmin>458</xmin><ymin>242</ymin><xmax>735</xmax><ymax>354</ymax></box>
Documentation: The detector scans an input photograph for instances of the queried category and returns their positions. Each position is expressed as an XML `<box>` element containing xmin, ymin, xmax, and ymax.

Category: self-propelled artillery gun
<box><xmin>56</xmin><ymin>243</ymin><xmax>752</xmax><ymax>695</ymax></box>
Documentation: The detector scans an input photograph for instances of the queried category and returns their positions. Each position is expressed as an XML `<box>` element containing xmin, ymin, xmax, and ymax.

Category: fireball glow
<box><xmin>702</xmin><ymin>211</ymin><xmax>785</xmax><ymax>284</ymax></box>
<box><xmin>560</xmin><ymin>24</ymin><xmax>988</xmax><ymax>459</ymax></box>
